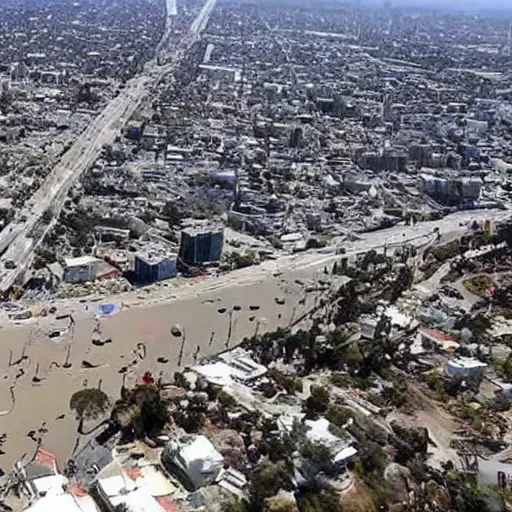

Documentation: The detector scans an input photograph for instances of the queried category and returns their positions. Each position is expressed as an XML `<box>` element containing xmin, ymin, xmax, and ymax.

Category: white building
<box><xmin>97</xmin><ymin>475</ymin><xmax>165</xmax><ymax>512</ymax></box>
<box><xmin>278</xmin><ymin>415</ymin><xmax>357</xmax><ymax>470</ymax></box>
<box><xmin>162</xmin><ymin>435</ymin><xmax>224</xmax><ymax>491</ymax></box>
<box><xmin>304</xmin><ymin>418</ymin><xmax>358</xmax><ymax>468</ymax></box>
<box><xmin>23</xmin><ymin>470</ymin><xmax>99</xmax><ymax>512</ymax></box>
<box><xmin>26</xmin><ymin>487</ymin><xmax>99</xmax><ymax>512</ymax></box>
<box><xmin>64</xmin><ymin>256</ymin><xmax>100</xmax><ymax>283</ymax></box>
<box><xmin>192</xmin><ymin>347</ymin><xmax>268</xmax><ymax>386</ymax></box>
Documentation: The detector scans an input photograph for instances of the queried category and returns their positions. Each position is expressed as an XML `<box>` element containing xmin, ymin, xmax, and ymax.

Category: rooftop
<box><xmin>64</xmin><ymin>256</ymin><xmax>100</xmax><ymax>268</ymax></box>
<box><xmin>136</xmin><ymin>248</ymin><xmax>177</xmax><ymax>266</ymax></box>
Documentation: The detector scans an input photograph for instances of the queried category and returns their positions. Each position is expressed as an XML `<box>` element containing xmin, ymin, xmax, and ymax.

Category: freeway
<box><xmin>0</xmin><ymin>0</ymin><xmax>217</xmax><ymax>294</ymax></box>
<box><xmin>15</xmin><ymin>207</ymin><xmax>508</xmax><ymax>319</ymax></box>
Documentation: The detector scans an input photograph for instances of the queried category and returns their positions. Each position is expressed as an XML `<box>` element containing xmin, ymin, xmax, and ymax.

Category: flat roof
<box><xmin>32</xmin><ymin>474</ymin><xmax>67</xmax><ymax>495</ymax></box>
<box><xmin>64</xmin><ymin>256</ymin><xmax>100</xmax><ymax>268</ymax></box>
<box><xmin>131</xmin><ymin>465</ymin><xmax>176</xmax><ymax>497</ymax></box>
<box><xmin>181</xmin><ymin>226</ymin><xmax>224</xmax><ymax>236</ymax></box>
<box><xmin>26</xmin><ymin>493</ymin><xmax>99</xmax><ymax>512</ymax></box>
<box><xmin>135</xmin><ymin>250</ymin><xmax>177</xmax><ymax>266</ymax></box>
<box><xmin>110</xmin><ymin>487</ymin><xmax>164</xmax><ymax>512</ymax></box>
<box><xmin>178</xmin><ymin>435</ymin><xmax>223</xmax><ymax>468</ymax></box>
<box><xmin>99</xmin><ymin>475</ymin><xmax>136</xmax><ymax>497</ymax></box>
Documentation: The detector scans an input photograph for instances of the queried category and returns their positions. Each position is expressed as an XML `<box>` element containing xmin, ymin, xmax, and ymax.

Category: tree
<box><xmin>224</xmin><ymin>499</ymin><xmax>249</xmax><ymax>512</ymax></box>
<box><xmin>173</xmin><ymin>409</ymin><xmax>205</xmax><ymax>433</ymax></box>
<box><xmin>502</xmin><ymin>353</ymin><xmax>512</xmax><ymax>382</ymax></box>
<box><xmin>331</xmin><ymin>282</ymin><xmax>360</xmax><ymax>325</ymax></box>
<box><xmin>331</xmin><ymin>337</ymin><xmax>363</xmax><ymax>372</ymax></box>
<box><xmin>326</xmin><ymin>405</ymin><xmax>353</xmax><ymax>428</ymax></box>
<box><xmin>384</xmin><ymin>265</ymin><xmax>414</xmax><ymax>303</ymax></box>
<box><xmin>225</xmin><ymin>250</ymin><xmax>256</xmax><ymax>270</ymax></box>
<box><xmin>249</xmin><ymin>461</ymin><xmax>294</xmax><ymax>509</ymax></box>
<box><xmin>69</xmin><ymin>388</ymin><xmax>109</xmax><ymax>421</ymax></box>
<box><xmin>117</xmin><ymin>385</ymin><xmax>169</xmax><ymax>438</ymax></box>
<box><xmin>268</xmin><ymin>368</ymin><xmax>299</xmax><ymax>395</ymax></box>
<box><xmin>356</xmin><ymin>440</ymin><xmax>388</xmax><ymax>475</ymax></box>
<box><xmin>300</xmin><ymin>441</ymin><xmax>335</xmax><ymax>476</ymax></box>
<box><xmin>264</xmin><ymin>498</ymin><xmax>297</xmax><ymax>512</ymax></box>
<box><xmin>446</xmin><ymin>472</ymin><xmax>492</xmax><ymax>512</ymax></box>
<box><xmin>42</xmin><ymin>208</ymin><xmax>53</xmax><ymax>224</ymax></box>
<box><xmin>296</xmin><ymin>484</ymin><xmax>343</xmax><ymax>512</ymax></box>
<box><xmin>260</xmin><ymin>432</ymin><xmax>296</xmax><ymax>465</ymax></box>
<box><xmin>305</xmin><ymin>385</ymin><xmax>330</xmax><ymax>417</ymax></box>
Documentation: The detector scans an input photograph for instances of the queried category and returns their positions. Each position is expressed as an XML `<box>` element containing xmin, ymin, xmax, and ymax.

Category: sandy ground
<box><xmin>0</xmin><ymin>209</ymin><xmax>507</xmax><ymax>472</ymax></box>
<box><xmin>0</xmin><ymin>265</ymin><xmax>324</xmax><ymax>472</ymax></box>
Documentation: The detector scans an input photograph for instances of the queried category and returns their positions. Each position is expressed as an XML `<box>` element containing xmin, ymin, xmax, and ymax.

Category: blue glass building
<box><xmin>179</xmin><ymin>227</ymin><xmax>224</xmax><ymax>266</ymax></box>
<box><xmin>134</xmin><ymin>251</ymin><xmax>177</xmax><ymax>284</ymax></box>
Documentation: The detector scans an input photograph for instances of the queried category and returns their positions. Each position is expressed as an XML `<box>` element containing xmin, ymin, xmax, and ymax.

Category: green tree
<box><xmin>130</xmin><ymin>385</ymin><xmax>169</xmax><ymax>438</ymax></box>
<box><xmin>260</xmin><ymin>433</ymin><xmax>296</xmax><ymax>465</ymax></box>
<box><xmin>173</xmin><ymin>409</ymin><xmax>205</xmax><ymax>433</ymax></box>
<box><xmin>305</xmin><ymin>385</ymin><xmax>330</xmax><ymax>417</ymax></box>
<box><xmin>296</xmin><ymin>484</ymin><xmax>343</xmax><ymax>512</ymax></box>
<box><xmin>300</xmin><ymin>441</ymin><xmax>334</xmax><ymax>475</ymax></box>
<box><xmin>355</xmin><ymin>440</ymin><xmax>388</xmax><ymax>475</ymax></box>
<box><xmin>69</xmin><ymin>388</ymin><xmax>109</xmax><ymax>421</ymax></box>
<box><xmin>264</xmin><ymin>498</ymin><xmax>297</xmax><ymax>512</ymax></box>
<box><xmin>446</xmin><ymin>472</ymin><xmax>492</xmax><ymax>512</ymax></box>
<box><xmin>502</xmin><ymin>353</ymin><xmax>512</xmax><ymax>382</ymax></box>
<box><xmin>224</xmin><ymin>500</ymin><xmax>249</xmax><ymax>512</ymax></box>
<box><xmin>331</xmin><ymin>282</ymin><xmax>360</xmax><ymax>325</ymax></box>
<box><xmin>249</xmin><ymin>461</ymin><xmax>294</xmax><ymax>509</ymax></box>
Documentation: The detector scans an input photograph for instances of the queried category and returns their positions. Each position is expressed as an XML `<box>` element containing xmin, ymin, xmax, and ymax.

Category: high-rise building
<box><xmin>179</xmin><ymin>227</ymin><xmax>224</xmax><ymax>266</ymax></box>
<box><xmin>134</xmin><ymin>249</ymin><xmax>177</xmax><ymax>284</ymax></box>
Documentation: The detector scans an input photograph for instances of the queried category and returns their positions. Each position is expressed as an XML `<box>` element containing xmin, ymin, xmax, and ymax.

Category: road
<box><xmin>0</xmin><ymin>0</ymin><xmax>217</xmax><ymax>294</ymax></box>
<box><xmin>4</xmin><ymin>207</ymin><xmax>505</xmax><ymax>326</ymax></box>
<box><xmin>112</xmin><ymin>208</ymin><xmax>510</xmax><ymax>311</ymax></box>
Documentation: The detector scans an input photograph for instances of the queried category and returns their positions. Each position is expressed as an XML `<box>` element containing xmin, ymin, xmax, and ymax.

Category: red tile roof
<box><xmin>36</xmin><ymin>449</ymin><xmax>57</xmax><ymax>470</ymax></box>
<box><xmin>156</xmin><ymin>495</ymin><xmax>181</xmax><ymax>512</ymax></box>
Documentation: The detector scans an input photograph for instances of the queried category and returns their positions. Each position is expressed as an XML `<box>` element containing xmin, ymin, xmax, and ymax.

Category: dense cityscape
<box><xmin>1</xmin><ymin>0</ymin><xmax>512</xmax><ymax>510</ymax></box>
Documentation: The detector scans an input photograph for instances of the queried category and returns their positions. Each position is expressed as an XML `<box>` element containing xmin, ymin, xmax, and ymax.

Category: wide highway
<box><xmin>0</xmin><ymin>0</ymin><xmax>217</xmax><ymax>294</ymax></box>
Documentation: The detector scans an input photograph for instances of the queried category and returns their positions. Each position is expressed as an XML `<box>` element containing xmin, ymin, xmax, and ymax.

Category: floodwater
<box><xmin>0</xmin><ymin>266</ymin><xmax>322</xmax><ymax>471</ymax></box>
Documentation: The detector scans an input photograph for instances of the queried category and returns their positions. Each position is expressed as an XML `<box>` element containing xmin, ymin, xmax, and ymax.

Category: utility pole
<box><xmin>177</xmin><ymin>328</ymin><xmax>187</xmax><ymax>366</ymax></box>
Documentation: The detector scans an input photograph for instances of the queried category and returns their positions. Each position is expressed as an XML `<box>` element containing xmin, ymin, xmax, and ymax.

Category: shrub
<box><xmin>268</xmin><ymin>368</ymin><xmax>297</xmax><ymax>395</ymax></box>
<box><xmin>218</xmin><ymin>390</ymin><xmax>237</xmax><ymax>408</ymax></box>
<box><xmin>326</xmin><ymin>405</ymin><xmax>354</xmax><ymax>428</ymax></box>
<box><xmin>305</xmin><ymin>385</ymin><xmax>330</xmax><ymax>417</ymax></box>
<box><xmin>300</xmin><ymin>441</ymin><xmax>335</xmax><ymax>475</ymax></box>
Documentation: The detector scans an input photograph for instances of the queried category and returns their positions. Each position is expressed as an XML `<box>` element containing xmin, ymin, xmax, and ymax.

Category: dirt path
<box><xmin>388</xmin><ymin>382</ymin><xmax>461</xmax><ymax>469</ymax></box>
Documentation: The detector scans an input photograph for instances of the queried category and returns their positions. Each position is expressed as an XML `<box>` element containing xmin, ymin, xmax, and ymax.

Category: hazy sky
<box><xmin>386</xmin><ymin>0</ymin><xmax>509</xmax><ymax>9</ymax></box>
